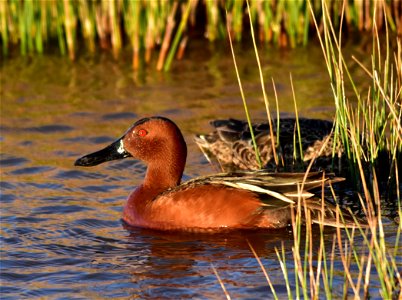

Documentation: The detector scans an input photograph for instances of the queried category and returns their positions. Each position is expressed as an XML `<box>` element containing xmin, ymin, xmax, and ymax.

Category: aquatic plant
<box><xmin>1</xmin><ymin>0</ymin><xmax>401</xmax><ymax>71</ymax></box>
<box><xmin>312</xmin><ymin>0</ymin><xmax>401</xmax><ymax>195</ymax></box>
<box><xmin>213</xmin><ymin>1</ymin><xmax>401</xmax><ymax>298</ymax></box>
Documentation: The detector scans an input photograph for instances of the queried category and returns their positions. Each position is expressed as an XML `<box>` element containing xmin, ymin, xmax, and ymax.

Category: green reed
<box><xmin>227</xmin><ymin>8</ymin><xmax>262</xmax><ymax>169</ymax></box>
<box><xmin>211</xmin><ymin>0</ymin><xmax>401</xmax><ymax>298</ymax></box>
<box><xmin>241</xmin><ymin>174</ymin><xmax>401</xmax><ymax>299</ymax></box>
<box><xmin>310</xmin><ymin>0</ymin><xmax>401</xmax><ymax>189</ymax></box>
<box><xmin>213</xmin><ymin>172</ymin><xmax>401</xmax><ymax>298</ymax></box>
<box><xmin>265</xmin><ymin>1</ymin><xmax>402</xmax><ymax>298</ymax></box>
<box><xmin>2</xmin><ymin>0</ymin><xmax>401</xmax><ymax>70</ymax></box>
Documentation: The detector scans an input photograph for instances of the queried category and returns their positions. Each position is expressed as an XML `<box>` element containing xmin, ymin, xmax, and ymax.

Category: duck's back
<box><xmin>195</xmin><ymin>118</ymin><xmax>341</xmax><ymax>171</ymax></box>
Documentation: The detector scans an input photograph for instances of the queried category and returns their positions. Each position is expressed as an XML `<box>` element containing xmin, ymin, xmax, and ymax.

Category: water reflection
<box><xmin>1</xmin><ymin>43</ymin><xmax>400</xmax><ymax>299</ymax></box>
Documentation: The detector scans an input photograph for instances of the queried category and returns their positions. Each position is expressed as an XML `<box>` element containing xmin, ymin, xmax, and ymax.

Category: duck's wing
<box><xmin>300</xmin><ymin>198</ymin><xmax>365</xmax><ymax>228</ymax></box>
<box><xmin>205</xmin><ymin>170</ymin><xmax>360</xmax><ymax>228</ymax></box>
<box><xmin>176</xmin><ymin>170</ymin><xmax>361</xmax><ymax>228</ymax></box>
<box><xmin>183</xmin><ymin>170</ymin><xmax>343</xmax><ymax>204</ymax></box>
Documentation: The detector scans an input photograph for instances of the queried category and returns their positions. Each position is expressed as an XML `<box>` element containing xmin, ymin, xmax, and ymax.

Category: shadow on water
<box><xmin>1</xmin><ymin>42</ymin><xmax>400</xmax><ymax>299</ymax></box>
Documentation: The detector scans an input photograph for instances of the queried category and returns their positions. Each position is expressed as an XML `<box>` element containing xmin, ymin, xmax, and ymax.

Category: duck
<box><xmin>195</xmin><ymin>118</ymin><xmax>344</xmax><ymax>172</ymax></box>
<box><xmin>75</xmin><ymin>116</ymin><xmax>355</xmax><ymax>231</ymax></box>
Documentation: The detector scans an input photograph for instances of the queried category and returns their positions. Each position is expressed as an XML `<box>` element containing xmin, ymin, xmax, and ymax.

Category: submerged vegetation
<box><xmin>1</xmin><ymin>0</ymin><xmax>402</xmax><ymax>70</ymax></box>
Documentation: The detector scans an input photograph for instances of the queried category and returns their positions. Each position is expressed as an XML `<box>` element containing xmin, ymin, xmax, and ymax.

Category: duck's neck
<box><xmin>124</xmin><ymin>156</ymin><xmax>185</xmax><ymax>220</ymax></box>
<box><xmin>143</xmin><ymin>160</ymin><xmax>184</xmax><ymax>192</ymax></box>
<box><xmin>142</xmin><ymin>134</ymin><xmax>187</xmax><ymax>194</ymax></box>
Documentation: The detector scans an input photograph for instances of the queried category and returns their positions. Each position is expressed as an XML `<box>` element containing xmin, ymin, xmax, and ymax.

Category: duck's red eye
<box><xmin>137</xmin><ymin>129</ymin><xmax>148</xmax><ymax>137</ymax></box>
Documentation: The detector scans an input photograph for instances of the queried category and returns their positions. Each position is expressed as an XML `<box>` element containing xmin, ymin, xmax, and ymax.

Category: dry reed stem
<box><xmin>176</xmin><ymin>35</ymin><xmax>188</xmax><ymax>60</ymax></box>
<box><xmin>246</xmin><ymin>0</ymin><xmax>278</xmax><ymax>166</ymax></box>
<box><xmin>274</xmin><ymin>244</ymin><xmax>293</xmax><ymax>298</ymax></box>
<box><xmin>157</xmin><ymin>2</ymin><xmax>177</xmax><ymax>71</ymax></box>
<box><xmin>210</xmin><ymin>263</ymin><xmax>231</xmax><ymax>300</ymax></box>
<box><xmin>271</xmin><ymin>78</ymin><xmax>284</xmax><ymax>165</ymax></box>
<box><xmin>63</xmin><ymin>0</ymin><xmax>75</xmax><ymax>60</ymax></box>
<box><xmin>226</xmin><ymin>9</ymin><xmax>262</xmax><ymax>168</ymax></box>
<box><xmin>290</xmin><ymin>73</ymin><xmax>303</xmax><ymax>162</ymax></box>
<box><xmin>246</xmin><ymin>240</ymin><xmax>278</xmax><ymax>299</ymax></box>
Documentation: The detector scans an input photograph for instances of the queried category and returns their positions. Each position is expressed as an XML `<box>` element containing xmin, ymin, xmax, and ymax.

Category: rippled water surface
<box><xmin>1</xmin><ymin>42</ymin><xmax>400</xmax><ymax>299</ymax></box>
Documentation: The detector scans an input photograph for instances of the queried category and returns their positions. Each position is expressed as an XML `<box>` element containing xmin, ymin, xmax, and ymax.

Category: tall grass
<box><xmin>212</xmin><ymin>0</ymin><xmax>401</xmax><ymax>298</ymax></box>
<box><xmin>288</xmin><ymin>0</ymin><xmax>402</xmax><ymax>296</ymax></box>
<box><xmin>310</xmin><ymin>0</ymin><xmax>401</xmax><ymax>197</ymax></box>
<box><xmin>1</xmin><ymin>0</ymin><xmax>401</xmax><ymax>70</ymax></box>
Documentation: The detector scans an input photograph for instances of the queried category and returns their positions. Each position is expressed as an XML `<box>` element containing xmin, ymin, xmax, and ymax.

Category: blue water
<box><xmin>1</xmin><ymin>43</ymin><xmax>400</xmax><ymax>299</ymax></box>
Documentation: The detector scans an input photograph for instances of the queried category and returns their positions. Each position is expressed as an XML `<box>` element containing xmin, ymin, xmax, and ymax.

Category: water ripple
<box><xmin>27</xmin><ymin>125</ymin><xmax>74</xmax><ymax>133</ymax></box>
<box><xmin>0</xmin><ymin>155</ymin><xmax>29</xmax><ymax>167</ymax></box>
<box><xmin>102</xmin><ymin>112</ymin><xmax>137</xmax><ymax>120</ymax></box>
<box><xmin>54</xmin><ymin>169</ymin><xmax>107</xmax><ymax>180</ymax></box>
<box><xmin>10</xmin><ymin>166</ymin><xmax>54</xmax><ymax>175</ymax></box>
<box><xmin>32</xmin><ymin>204</ymin><xmax>93</xmax><ymax>215</ymax></box>
<box><xmin>80</xmin><ymin>185</ymin><xmax>121</xmax><ymax>193</ymax></box>
<box><xmin>1</xmin><ymin>46</ymin><xmax>400</xmax><ymax>300</ymax></box>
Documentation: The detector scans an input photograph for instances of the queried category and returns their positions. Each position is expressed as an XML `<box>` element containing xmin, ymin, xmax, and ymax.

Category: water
<box><xmin>1</xmin><ymin>42</ymin><xmax>400</xmax><ymax>299</ymax></box>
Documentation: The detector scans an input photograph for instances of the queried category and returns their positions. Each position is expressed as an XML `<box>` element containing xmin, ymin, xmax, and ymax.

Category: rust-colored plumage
<box><xmin>75</xmin><ymin>116</ymin><xmax>356</xmax><ymax>231</ymax></box>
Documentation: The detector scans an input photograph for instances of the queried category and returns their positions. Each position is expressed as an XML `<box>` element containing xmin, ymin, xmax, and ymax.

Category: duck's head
<box><xmin>75</xmin><ymin>116</ymin><xmax>188</xmax><ymax>169</ymax></box>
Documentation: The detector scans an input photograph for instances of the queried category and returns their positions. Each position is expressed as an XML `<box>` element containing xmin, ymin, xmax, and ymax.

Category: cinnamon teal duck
<box><xmin>75</xmin><ymin>116</ymin><xmax>355</xmax><ymax>231</ymax></box>
<box><xmin>195</xmin><ymin>118</ymin><xmax>344</xmax><ymax>172</ymax></box>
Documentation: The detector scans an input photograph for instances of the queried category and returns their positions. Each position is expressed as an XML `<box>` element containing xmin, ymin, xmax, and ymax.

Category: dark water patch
<box><xmin>10</xmin><ymin>166</ymin><xmax>54</xmax><ymax>175</ymax></box>
<box><xmin>70</xmin><ymin>111</ymin><xmax>94</xmax><ymax>118</ymax></box>
<box><xmin>0</xmin><ymin>194</ymin><xmax>17</xmax><ymax>203</ymax></box>
<box><xmin>0</xmin><ymin>252</ymin><xmax>48</xmax><ymax>267</ymax></box>
<box><xmin>104</xmin><ymin>176</ymin><xmax>133</xmax><ymax>183</ymax></box>
<box><xmin>86</xmin><ymin>135</ymin><xmax>113</xmax><ymax>145</ymax></box>
<box><xmin>80</xmin><ymin>184</ymin><xmax>121</xmax><ymax>193</ymax></box>
<box><xmin>0</xmin><ymin>286</ymin><xmax>22</xmax><ymax>300</ymax></box>
<box><xmin>19</xmin><ymin>140</ymin><xmax>33</xmax><ymax>146</ymax></box>
<box><xmin>1</xmin><ymin>272</ymin><xmax>43</xmax><ymax>282</ymax></box>
<box><xmin>40</xmin><ymin>195</ymin><xmax>73</xmax><ymax>202</ymax></box>
<box><xmin>11</xmin><ymin>226</ymin><xmax>55</xmax><ymax>237</ymax></box>
<box><xmin>63</xmin><ymin>135</ymin><xmax>114</xmax><ymax>145</ymax></box>
<box><xmin>1</xmin><ymin>270</ymin><xmax>80</xmax><ymax>283</ymax></box>
<box><xmin>61</xmin><ymin>227</ymin><xmax>124</xmax><ymax>244</ymax></box>
<box><xmin>37</xmin><ymin>242</ymin><xmax>129</xmax><ymax>257</ymax></box>
<box><xmin>162</xmin><ymin>108</ymin><xmax>182</xmax><ymax>115</ymax></box>
<box><xmin>106</xmin><ymin>159</ymin><xmax>145</xmax><ymax>171</ymax></box>
<box><xmin>24</xmin><ymin>288</ymin><xmax>84</xmax><ymax>299</ymax></box>
<box><xmin>53</xmin><ymin>150</ymin><xmax>83</xmax><ymax>157</ymax></box>
<box><xmin>60</xmin><ymin>136</ymin><xmax>87</xmax><ymax>143</ymax></box>
<box><xmin>32</xmin><ymin>204</ymin><xmax>93</xmax><ymax>215</ymax></box>
<box><xmin>0</xmin><ymin>181</ymin><xmax>16</xmax><ymax>190</ymax></box>
<box><xmin>0</xmin><ymin>236</ymin><xmax>23</xmax><ymax>246</ymax></box>
<box><xmin>1</xmin><ymin>257</ymin><xmax>87</xmax><ymax>269</ymax></box>
<box><xmin>54</xmin><ymin>169</ymin><xmax>107</xmax><ymax>180</ymax></box>
<box><xmin>146</xmin><ymin>286</ymin><xmax>203</xmax><ymax>299</ymax></box>
<box><xmin>72</xmin><ymin>218</ymin><xmax>119</xmax><ymax>229</ymax></box>
<box><xmin>76</xmin><ymin>271</ymin><xmax>127</xmax><ymax>282</ymax></box>
<box><xmin>25</xmin><ymin>182</ymin><xmax>64</xmax><ymax>190</ymax></box>
<box><xmin>87</xmin><ymin>282</ymin><xmax>134</xmax><ymax>298</ymax></box>
<box><xmin>27</xmin><ymin>124</ymin><xmax>74</xmax><ymax>133</ymax></box>
<box><xmin>1</xmin><ymin>216</ymin><xmax>52</xmax><ymax>225</ymax></box>
<box><xmin>0</xmin><ymin>155</ymin><xmax>29</xmax><ymax>167</ymax></box>
<box><xmin>0</xmin><ymin>125</ymin><xmax>14</xmax><ymax>133</ymax></box>
<box><xmin>102</xmin><ymin>112</ymin><xmax>137</xmax><ymax>120</ymax></box>
<box><xmin>101</xmin><ymin>196</ymin><xmax>126</xmax><ymax>205</ymax></box>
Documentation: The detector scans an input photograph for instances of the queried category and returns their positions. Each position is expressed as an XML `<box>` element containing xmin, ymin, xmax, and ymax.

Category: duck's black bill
<box><xmin>74</xmin><ymin>138</ymin><xmax>131</xmax><ymax>167</ymax></box>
